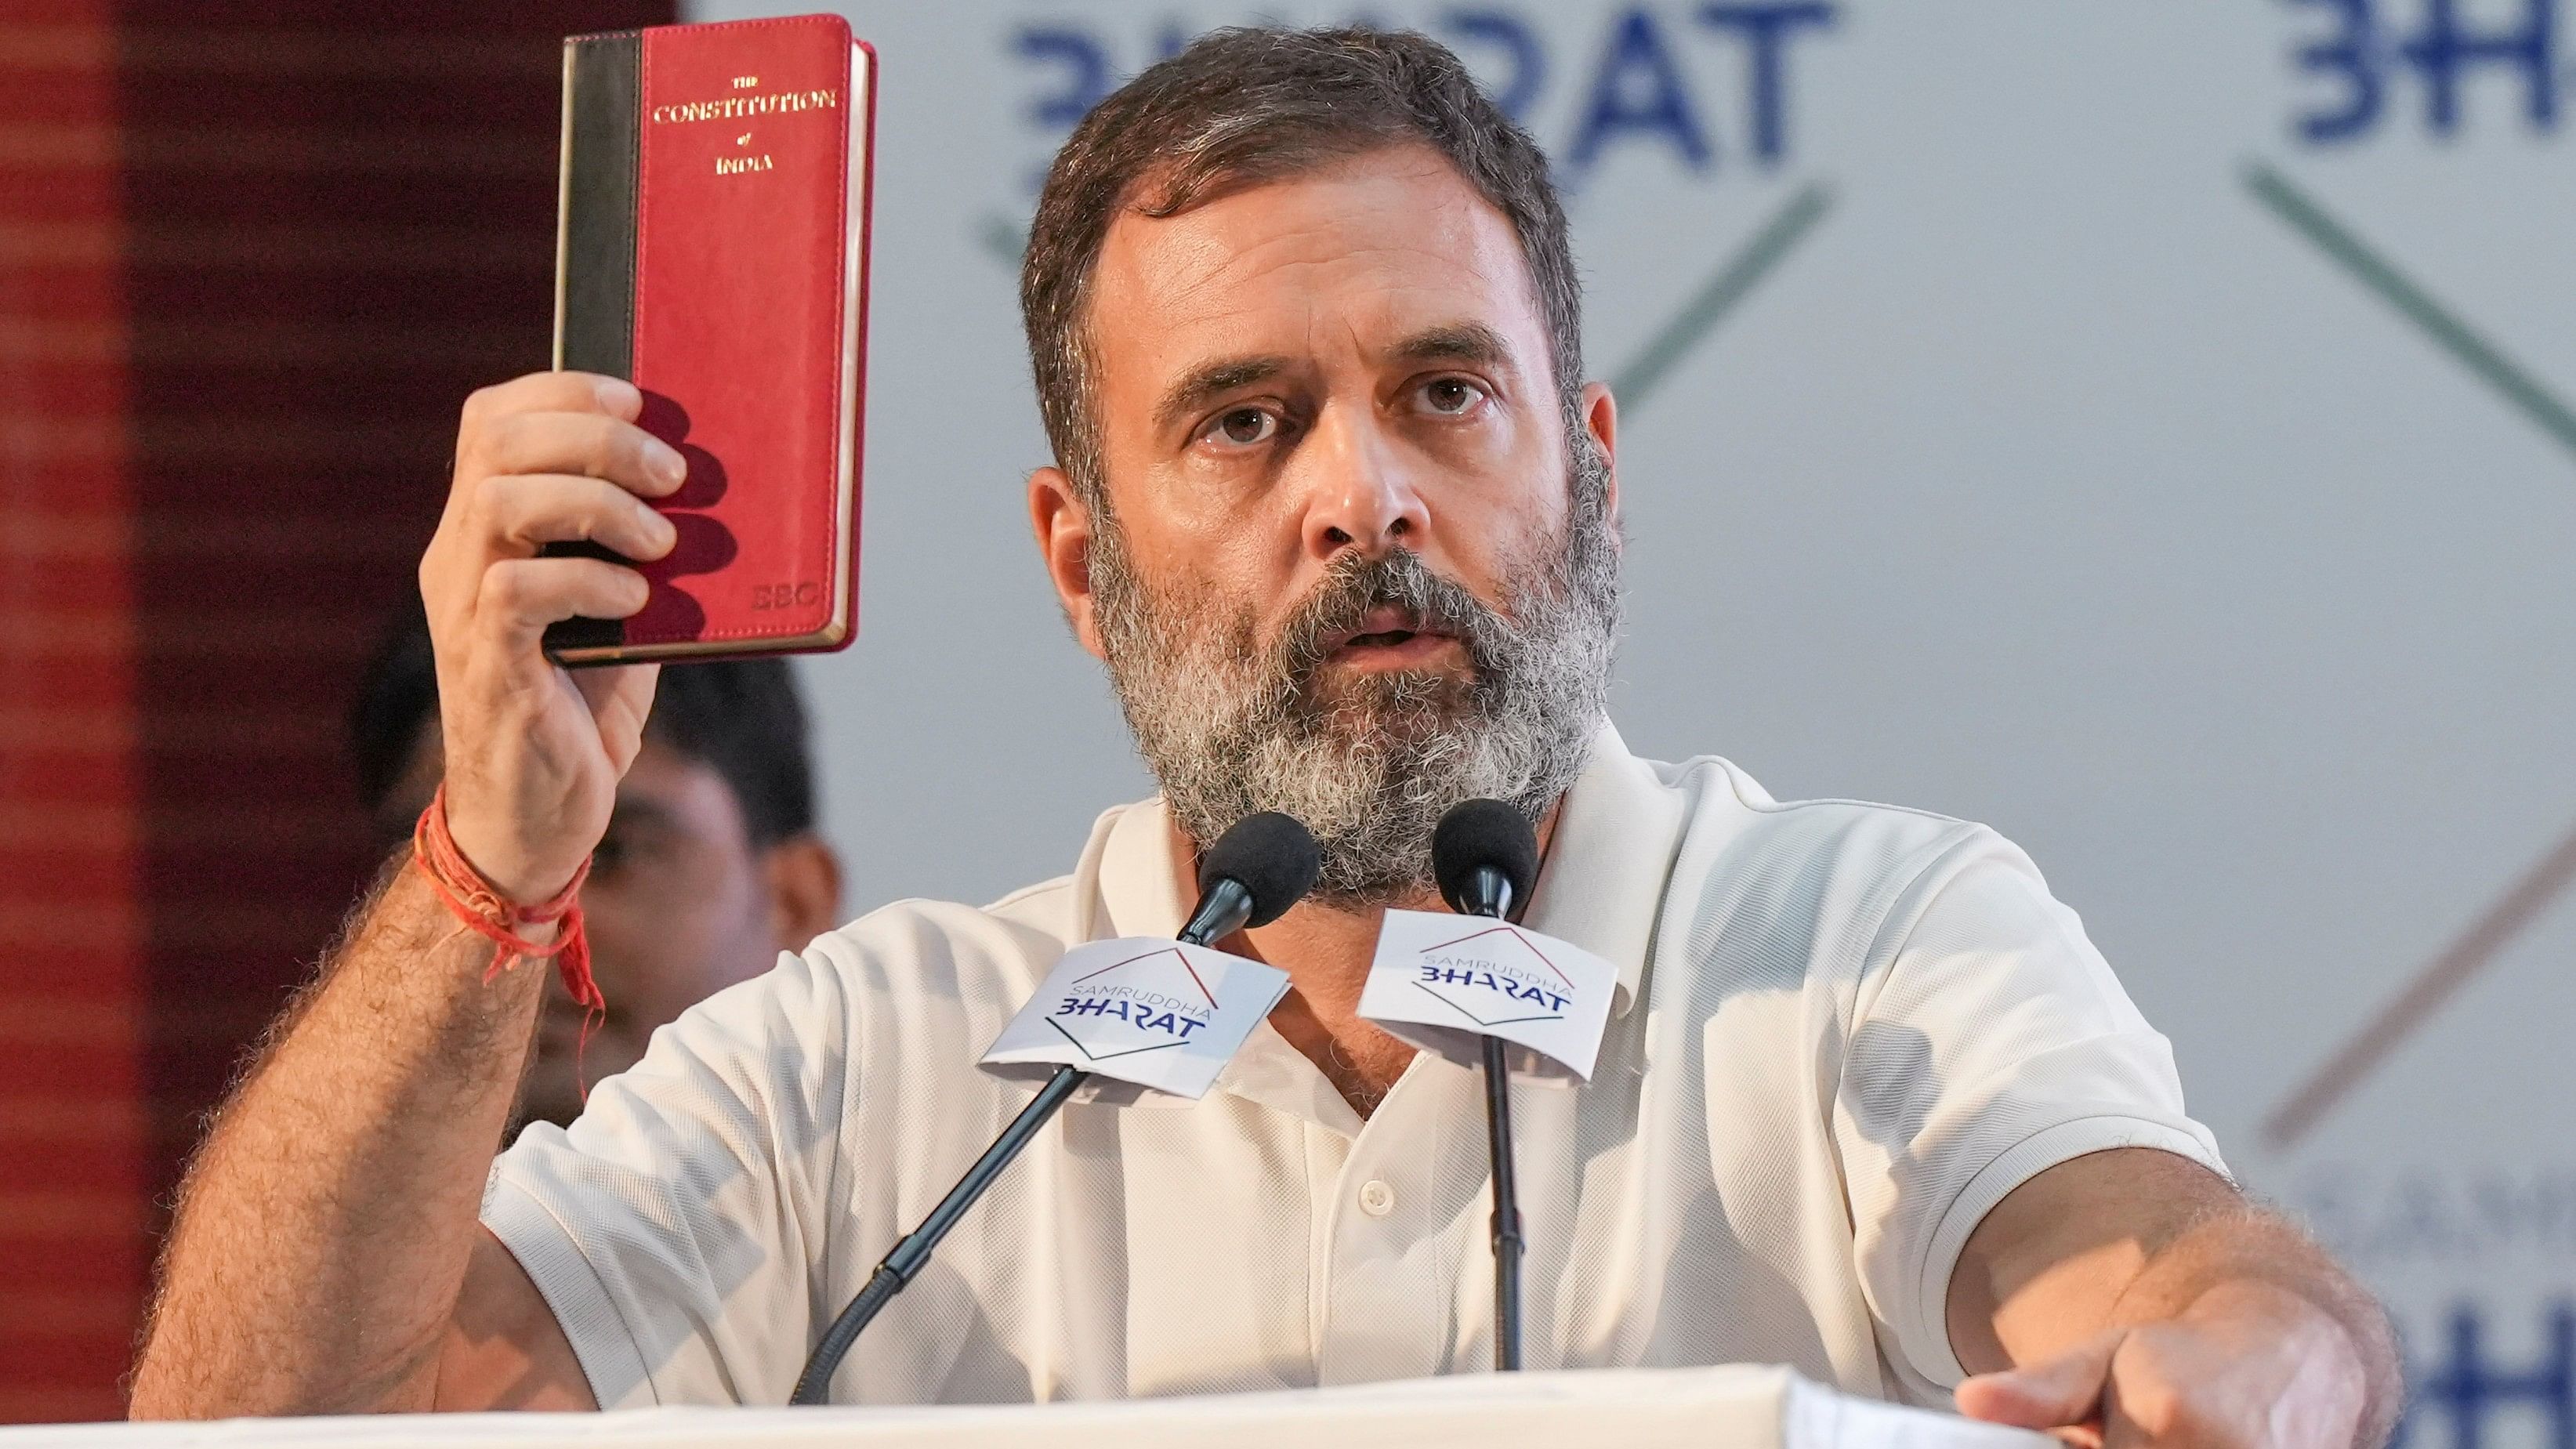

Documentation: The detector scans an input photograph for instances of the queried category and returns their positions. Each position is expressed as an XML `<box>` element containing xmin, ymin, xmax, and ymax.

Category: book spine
<box><xmin>558</xmin><ymin>32</ymin><xmax>641</xmax><ymax>378</ymax></box>
<box><xmin>546</xmin><ymin>30</ymin><xmax>645</xmax><ymax>658</ymax></box>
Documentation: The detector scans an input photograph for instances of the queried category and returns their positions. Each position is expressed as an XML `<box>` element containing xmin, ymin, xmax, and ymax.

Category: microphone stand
<box><xmin>1455</xmin><ymin>865</ymin><xmax>1524</xmax><ymax>1371</ymax></box>
<box><xmin>1480</xmin><ymin>1034</ymin><xmax>1524</xmax><ymax>1371</ymax></box>
<box><xmin>787</xmin><ymin>877</ymin><xmax>1263</xmax><ymax>1405</ymax></box>
<box><xmin>788</xmin><ymin>1062</ymin><xmax>1082</xmax><ymax>1404</ymax></box>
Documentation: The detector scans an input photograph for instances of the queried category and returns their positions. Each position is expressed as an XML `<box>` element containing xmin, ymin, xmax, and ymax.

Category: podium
<box><xmin>3</xmin><ymin>1367</ymin><xmax>2041</xmax><ymax>1447</ymax></box>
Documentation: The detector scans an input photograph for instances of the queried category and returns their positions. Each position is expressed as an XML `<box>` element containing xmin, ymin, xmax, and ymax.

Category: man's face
<box><xmin>374</xmin><ymin>731</ymin><xmax>821</xmax><ymax>1131</ymax></box>
<box><xmin>1037</xmin><ymin>143</ymin><xmax>1622</xmax><ymax>904</ymax></box>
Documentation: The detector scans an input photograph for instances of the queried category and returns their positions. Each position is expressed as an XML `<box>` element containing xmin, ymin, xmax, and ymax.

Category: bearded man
<box><xmin>133</xmin><ymin>27</ymin><xmax>2396</xmax><ymax>1445</ymax></box>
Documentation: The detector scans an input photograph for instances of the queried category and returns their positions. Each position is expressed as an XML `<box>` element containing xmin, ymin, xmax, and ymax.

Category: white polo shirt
<box><xmin>483</xmin><ymin>723</ymin><xmax>2224</xmax><ymax>1412</ymax></box>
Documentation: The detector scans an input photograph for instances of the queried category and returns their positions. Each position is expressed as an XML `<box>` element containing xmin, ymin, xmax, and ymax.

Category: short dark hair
<box><xmin>1020</xmin><ymin>26</ymin><xmax>1583</xmax><ymax>506</ymax></box>
<box><xmin>350</xmin><ymin>596</ymin><xmax>817</xmax><ymax>848</ymax></box>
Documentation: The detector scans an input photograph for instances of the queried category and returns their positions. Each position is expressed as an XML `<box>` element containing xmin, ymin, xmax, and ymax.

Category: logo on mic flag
<box><xmin>1049</xmin><ymin>944</ymin><xmax>1219</xmax><ymax>1060</ymax></box>
<box><xmin>1408</xmin><ymin>923</ymin><xmax>1577</xmax><ymax>1024</ymax></box>
<box><xmin>982</xmin><ymin>936</ymin><xmax>1288</xmax><ymax>1099</ymax></box>
<box><xmin>1357</xmin><ymin>910</ymin><xmax>1617</xmax><ymax>1080</ymax></box>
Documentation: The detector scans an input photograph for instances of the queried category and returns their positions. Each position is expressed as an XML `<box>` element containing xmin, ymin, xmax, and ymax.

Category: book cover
<box><xmin>547</xmin><ymin>13</ymin><xmax>874</xmax><ymax>664</ymax></box>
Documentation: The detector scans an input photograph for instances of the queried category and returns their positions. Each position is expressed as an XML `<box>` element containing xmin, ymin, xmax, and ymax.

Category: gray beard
<box><xmin>1089</xmin><ymin>438</ymin><xmax>1623</xmax><ymax>909</ymax></box>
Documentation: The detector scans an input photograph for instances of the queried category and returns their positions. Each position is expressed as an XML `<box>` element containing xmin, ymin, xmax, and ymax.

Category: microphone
<box><xmin>1433</xmin><ymin>798</ymin><xmax>1542</xmax><ymax>923</ymax></box>
<box><xmin>1183</xmin><ymin>810</ymin><xmax>1324</xmax><ymax>944</ymax></box>
<box><xmin>788</xmin><ymin>812</ymin><xmax>1320</xmax><ymax>1405</ymax></box>
<box><xmin>1430</xmin><ymin>799</ymin><xmax>1542</xmax><ymax>1372</ymax></box>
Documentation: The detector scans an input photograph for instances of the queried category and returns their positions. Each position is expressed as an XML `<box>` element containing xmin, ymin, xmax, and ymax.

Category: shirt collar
<box><xmin>1519</xmin><ymin>719</ymin><xmax>1689</xmax><ymax>1017</ymax></box>
<box><xmin>1087</xmin><ymin>796</ymin><xmax>1190</xmax><ymax>942</ymax></box>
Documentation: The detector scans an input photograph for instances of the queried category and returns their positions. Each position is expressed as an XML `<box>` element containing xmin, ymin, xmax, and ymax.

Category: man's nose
<box><xmin>1297</xmin><ymin>405</ymin><xmax>1427</xmax><ymax>563</ymax></box>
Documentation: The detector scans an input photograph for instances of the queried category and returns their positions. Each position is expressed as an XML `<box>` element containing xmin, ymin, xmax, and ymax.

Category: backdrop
<box><xmin>690</xmin><ymin>2</ymin><xmax>2575</xmax><ymax>1439</ymax></box>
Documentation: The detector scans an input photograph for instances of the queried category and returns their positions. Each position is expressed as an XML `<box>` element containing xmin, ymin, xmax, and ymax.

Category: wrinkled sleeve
<box><xmin>482</xmin><ymin>944</ymin><xmax>849</xmax><ymax>1408</ymax></box>
<box><xmin>1831</xmin><ymin>836</ymin><xmax>2226</xmax><ymax>1396</ymax></box>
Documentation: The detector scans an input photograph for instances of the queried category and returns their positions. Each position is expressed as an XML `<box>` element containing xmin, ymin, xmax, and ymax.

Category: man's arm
<box><xmin>130</xmin><ymin>867</ymin><xmax>593</xmax><ymax>1415</ymax></box>
<box><xmin>129</xmin><ymin>370</ymin><xmax>685</xmax><ymax>1418</ymax></box>
<box><xmin>1947</xmin><ymin>1147</ymin><xmax>2399</xmax><ymax>1447</ymax></box>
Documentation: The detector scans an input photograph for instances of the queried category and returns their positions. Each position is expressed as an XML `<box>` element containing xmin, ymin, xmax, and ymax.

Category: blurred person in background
<box><xmin>348</xmin><ymin>601</ymin><xmax>842</xmax><ymax>1136</ymax></box>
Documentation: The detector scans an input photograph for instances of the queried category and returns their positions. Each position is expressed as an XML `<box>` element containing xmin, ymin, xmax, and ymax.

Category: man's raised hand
<box><xmin>418</xmin><ymin>370</ymin><xmax>683</xmax><ymax>904</ymax></box>
<box><xmin>123</xmin><ymin>373</ymin><xmax>668</xmax><ymax>1418</ymax></box>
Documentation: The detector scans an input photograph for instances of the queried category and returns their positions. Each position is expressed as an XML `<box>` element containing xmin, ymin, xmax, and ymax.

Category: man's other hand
<box><xmin>1947</xmin><ymin>1150</ymin><xmax>2395</xmax><ymax>1449</ymax></box>
<box><xmin>420</xmin><ymin>370</ymin><xmax>683</xmax><ymax>903</ymax></box>
<box><xmin>1957</xmin><ymin>1279</ymin><xmax>2370</xmax><ymax>1447</ymax></box>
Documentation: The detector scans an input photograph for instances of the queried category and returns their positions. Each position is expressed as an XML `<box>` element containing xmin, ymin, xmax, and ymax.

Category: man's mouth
<box><xmin>1344</xmin><ymin>628</ymin><xmax>1421</xmax><ymax>649</ymax></box>
<box><xmin>1322</xmin><ymin>607</ymin><xmax>1463</xmax><ymax>668</ymax></box>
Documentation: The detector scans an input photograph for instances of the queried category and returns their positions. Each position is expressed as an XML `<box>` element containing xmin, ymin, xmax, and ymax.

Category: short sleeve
<box><xmin>482</xmin><ymin>945</ymin><xmax>848</xmax><ymax>1408</ymax></box>
<box><xmin>1830</xmin><ymin>839</ymin><xmax>2227</xmax><ymax>1395</ymax></box>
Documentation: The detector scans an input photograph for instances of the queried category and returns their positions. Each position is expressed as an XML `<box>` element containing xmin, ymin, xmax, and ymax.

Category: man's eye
<box><xmin>1204</xmin><ymin>407</ymin><xmax>1277</xmax><ymax>447</ymax></box>
<box><xmin>1421</xmin><ymin>378</ymin><xmax>1487</xmax><ymax>415</ymax></box>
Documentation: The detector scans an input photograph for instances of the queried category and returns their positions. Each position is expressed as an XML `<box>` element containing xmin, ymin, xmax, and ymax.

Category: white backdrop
<box><xmin>690</xmin><ymin>2</ymin><xmax>2576</xmax><ymax>1438</ymax></box>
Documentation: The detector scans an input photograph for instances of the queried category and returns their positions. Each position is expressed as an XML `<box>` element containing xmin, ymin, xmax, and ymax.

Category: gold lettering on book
<box><xmin>650</xmin><ymin>89</ymin><xmax>839</xmax><ymax>125</ymax></box>
<box><xmin>716</xmin><ymin>154</ymin><xmax>774</xmax><ymax>176</ymax></box>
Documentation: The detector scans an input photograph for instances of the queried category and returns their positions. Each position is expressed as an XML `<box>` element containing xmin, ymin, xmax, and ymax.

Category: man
<box><xmin>348</xmin><ymin>603</ymin><xmax>842</xmax><ymax>1134</ymax></box>
<box><xmin>132</xmin><ymin>28</ymin><xmax>2396</xmax><ymax>1444</ymax></box>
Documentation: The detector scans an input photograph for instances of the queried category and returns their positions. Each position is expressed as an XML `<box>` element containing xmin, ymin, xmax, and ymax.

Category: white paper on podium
<box><xmin>1356</xmin><ymin>909</ymin><xmax>1618</xmax><ymax>1081</ymax></box>
<box><xmin>0</xmin><ymin>1366</ymin><xmax>2046</xmax><ymax>1447</ymax></box>
<box><xmin>979</xmin><ymin>936</ymin><xmax>1288</xmax><ymax>1099</ymax></box>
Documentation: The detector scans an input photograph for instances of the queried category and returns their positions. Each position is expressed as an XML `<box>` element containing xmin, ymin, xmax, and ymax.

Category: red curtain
<box><xmin>0</xmin><ymin>0</ymin><xmax>672</xmax><ymax>1420</ymax></box>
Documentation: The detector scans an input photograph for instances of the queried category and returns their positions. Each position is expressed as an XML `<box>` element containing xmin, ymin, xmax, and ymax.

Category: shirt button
<box><xmin>1358</xmin><ymin>1179</ymin><xmax>1397</xmax><ymax>1217</ymax></box>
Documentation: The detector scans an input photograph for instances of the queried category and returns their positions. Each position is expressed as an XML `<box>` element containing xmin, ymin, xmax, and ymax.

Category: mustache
<box><xmin>1266</xmin><ymin>549</ymin><xmax>1508</xmax><ymax>685</ymax></box>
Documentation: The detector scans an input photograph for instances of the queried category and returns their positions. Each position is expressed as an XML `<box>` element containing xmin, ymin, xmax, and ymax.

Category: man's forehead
<box><xmin>1086</xmin><ymin>146</ymin><xmax>1550</xmax><ymax>396</ymax></box>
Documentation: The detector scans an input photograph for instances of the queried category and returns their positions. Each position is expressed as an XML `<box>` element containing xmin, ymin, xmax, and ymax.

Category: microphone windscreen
<box><xmin>1432</xmin><ymin>799</ymin><xmax>1540</xmax><ymax>915</ymax></box>
<box><xmin>1197</xmin><ymin>812</ymin><xmax>1323</xmax><ymax>928</ymax></box>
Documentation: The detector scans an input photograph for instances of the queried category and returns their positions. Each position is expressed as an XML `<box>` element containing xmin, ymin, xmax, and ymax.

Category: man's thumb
<box><xmin>1955</xmin><ymin>1328</ymin><xmax>2125</xmax><ymax>1429</ymax></box>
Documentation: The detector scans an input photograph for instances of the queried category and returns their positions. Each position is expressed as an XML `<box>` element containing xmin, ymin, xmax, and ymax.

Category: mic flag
<box><xmin>980</xmin><ymin>938</ymin><xmax>1288</xmax><ymax>1099</ymax></box>
<box><xmin>1357</xmin><ymin>910</ymin><xmax>1618</xmax><ymax>1081</ymax></box>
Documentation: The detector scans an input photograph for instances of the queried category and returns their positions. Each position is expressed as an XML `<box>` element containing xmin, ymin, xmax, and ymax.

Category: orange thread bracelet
<box><xmin>413</xmin><ymin>784</ymin><xmax>607</xmax><ymax>1092</ymax></box>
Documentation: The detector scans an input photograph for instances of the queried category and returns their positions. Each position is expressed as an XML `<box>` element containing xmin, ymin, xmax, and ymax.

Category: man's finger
<box><xmin>473</xmin><ymin>473</ymin><xmax>679</xmax><ymax>562</ymax></box>
<box><xmin>472</xmin><ymin>557</ymin><xmax>650</xmax><ymax>648</ymax></box>
<box><xmin>573</xmin><ymin>664</ymin><xmax>661</xmax><ymax>767</ymax></box>
<box><xmin>461</xmin><ymin>370</ymin><xmax>641</xmax><ymax>427</ymax></box>
<box><xmin>471</xmin><ymin>411</ymin><xmax>687</xmax><ymax>501</ymax></box>
<box><xmin>1955</xmin><ymin>1328</ymin><xmax>2125</xmax><ymax>1429</ymax></box>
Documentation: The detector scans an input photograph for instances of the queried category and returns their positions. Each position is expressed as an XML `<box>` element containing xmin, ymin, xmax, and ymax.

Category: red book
<box><xmin>548</xmin><ymin>13</ymin><xmax>875</xmax><ymax>663</ymax></box>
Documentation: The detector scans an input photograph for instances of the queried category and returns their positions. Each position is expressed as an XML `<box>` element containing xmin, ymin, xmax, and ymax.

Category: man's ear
<box><xmin>1578</xmin><ymin>380</ymin><xmax>1621</xmax><ymax>534</ymax></box>
<box><xmin>763</xmin><ymin>834</ymin><xmax>842</xmax><ymax>954</ymax></box>
<box><xmin>1029</xmin><ymin>465</ymin><xmax>1107</xmax><ymax>660</ymax></box>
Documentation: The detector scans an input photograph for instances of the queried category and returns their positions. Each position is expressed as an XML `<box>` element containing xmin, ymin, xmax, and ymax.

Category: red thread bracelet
<box><xmin>414</xmin><ymin>785</ymin><xmax>607</xmax><ymax>1091</ymax></box>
